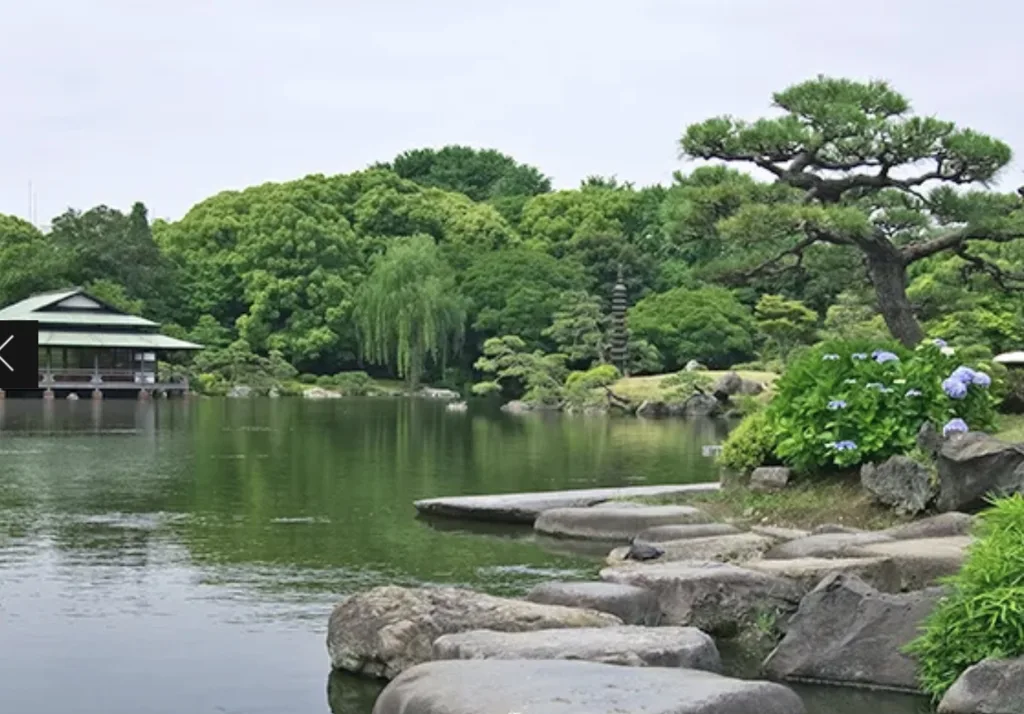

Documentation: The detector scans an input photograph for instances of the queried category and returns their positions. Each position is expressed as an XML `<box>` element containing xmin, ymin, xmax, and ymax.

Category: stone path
<box><xmin>413</xmin><ymin>482</ymin><xmax>720</xmax><ymax>523</ymax></box>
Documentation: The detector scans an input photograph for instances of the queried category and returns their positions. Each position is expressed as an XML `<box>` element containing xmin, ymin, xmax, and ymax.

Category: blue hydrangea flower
<box><xmin>971</xmin><ymin>371</ymin><xmax>992</xmax><ymax>388</ymax></box>
<box><xmin>827</xmin><ymin>440</ymin><xmax>858</xmax><ymax>452</ymax></box>
<box><xmin>828</xmin><ymin>400</ymin><xmax>847</xmax><ymax>410</ymax></box>
<box><xmin>943</xmin><ymin>418</ymin><xmax>969</xmax><ymax>437</ymax></box>
<box><xmin>942</xmin><ymin>377</ymin><xmax>968</xmax><ymax>399</ymax></box>
<box><xmin>822</xmin><ymin>353</ymin><xmax>840</xmax><ymax>361</ymax></box>
<box><xmin>950</xmin><ymin>366</ymin><xmax>977</xmax><ymax>384</ymax></box>
<box><xmin>905</xmin><ymin>389</ymin><xmax>922</xmax><ymax>397</ymax></box>
<box><xmin>851</xmin><ymin>353</ymin><xmax>868</xmax><ymax>361</ymax></box>
<box><xmin>865</xmin><ymin>382</ymin><xmax>885</xmax><ymax>391</ymax></box>
<box><xmin>932</xmin><ymin>338</ymin><xmax>948</xmax><ymax>348</ymax></box>
<box><xmin>874</xmin><ymin>351</ymin><xmax>900</xmax><ymax>364</ymax></box>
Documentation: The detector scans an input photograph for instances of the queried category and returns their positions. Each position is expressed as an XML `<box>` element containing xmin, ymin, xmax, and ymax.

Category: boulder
<box><xmin>419</xmin><ymin>387</ymin><xmax>460</xmax><ymax>401</ymax></box>
<box><xmin>683</xmin><ymin>393</ymin><xmax>721</xmax><ymax>417</ymax></box>
<box><xmin>684</xmin><ymin>360</ymin><xmax>708</xmax><ymax>372</ymax></box>
<box><xmin>601</xmin><ymin>561</ymin><xmax>803</xmax><ymax>636</ymax></box>
<box><xmin>881</xmin><ymin>512</ymin><xmax>975</xmax><ymax>541</ymax></box>
<box><xmin>326</xmin><ymin>585</ymin><xmax>621</xmax><ymax>679</ymax></box>
<box><xmin>637</xmin><ymin>523</ymin><xmax>741</xmax><ymax>542</ymax></box>
<box><xmin>526</xmin><ymin>581</ymin><xmax>661</xmax><ymax>626</ymax></box>
<box><xmin>751</xmin><ymin>526</ymin><xmax>810</xmax><ymax>543</ymax></box>
<box><xmin>763</xmin><ymin>573</ymin><xmax>944</xmax><ymax>691</ymax></box>
<box><xmin>535</xmin><ymin>504</ymin><xmax>712</xmax><ymax>541</ymax></box>
<box><xmin>637</xmin><ymin>400</ymin><xmax>671</xmax><ymax>418</ymax></box>
<box><xmin>745</xmin><ymin>557</ymin><xmax>903</xmax><ymax>594</ymax></box>
<box><xmin>936</xmin><ymin>432</ymin><xmax>1024</xmax><ymax>512</ymax></box>
<box><xmin>432</xmin><ymin>625</ymin><xmax>722</xmax><ymax>671</ymax></box>
<box><xmin>268</xmin><ymin>387</ymin><xmax>280</xmax><ymax>398</ymax></box>
<box><xmin>607</xmin><ymin>533</ymin><xmax>774</xmax><ymax>566</ymax></box>
<box><xmin>738</xmin><ymin>379</ymin><xmax>765</xmax><ymax>396</ymax></box>
<box><xmin>917</xmin><ymin>421</ymin><xmax>944</xmax><ymax>458</ymax></box>
<box><xmin>860</xmin><ymin>455</ymin><xmax>937</xmax><ymax>514</ymax></box>
<box><xmin>371</xmin><ymin>659</ymin><xmax>807</xmax><ymax>714</ymax></box>
<box><xmin>304</xmin><ymin>387</ymin><xmax>341</xmax><ymax>399</ymax></box>
<box><xmin>938</xmin><ymin>656</ymin><xmax>1024</xmax><ymax>714</ymax></box>
<box><xmin>750</xmin><ymin>467</ymin><xmax>791</xmax><ymax>492</ymax></box>
<box><xmin>713</xmin><ymin>372</ymin><xmax>744</xmax><ymax>400</ymax></box>
<box><xmin>500</xmin><ymin>399</ymin><xmax>530</xmax><ymax>413</ymax></box>
<box><xmin>227</xmin><ymin>384</ymin><xmax>252</xmax><ymax>398</ymax></box>
<box><xmin>764</xmin><ymin>531</ymin><xmax>894</xmax><ymax>560</ymax></box>
<box><xmin>845</xmin><ymin>536</ymin><xmax>972</xmax><ymax>591</ymax></box>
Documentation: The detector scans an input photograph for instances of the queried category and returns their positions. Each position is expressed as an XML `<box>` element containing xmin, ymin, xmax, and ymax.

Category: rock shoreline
<box><xmin>327</xmin><ymin>491</ymin><xmax>1009</xmax><ymax>712</ymax></box>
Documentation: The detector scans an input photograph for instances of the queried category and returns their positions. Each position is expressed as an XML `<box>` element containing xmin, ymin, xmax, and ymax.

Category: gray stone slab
<box><xmin>526</xmin><ymin>581</ymin><xmax>661</xmax><ymax>625</ymax></box>
<box><xmin>432</xmin><ymin>625</ymin><xmax>722</xmax><ymax>671</ymax></box>
<box><xmin>371</xmin><ymin>659</ymin><xmax>807</xmax><ymax>714</ymax></box>
<box><xmin>414</xmin><ymin>483</ymin><xmax>720</xmax><ymax>524</ymax></box>
<box><xmin>536</xmin><ymin>504</ymin><xmax>713</xmax><ymax>541</ymax></box>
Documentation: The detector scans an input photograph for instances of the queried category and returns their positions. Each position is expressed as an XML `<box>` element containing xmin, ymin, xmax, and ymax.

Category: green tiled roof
<box><xmin>0</xmin><ymin>287</ymin><xmax>158</xmax><ymax>327</ymax></box>
<box><xmin>39</xmin><ymin>331</ymin><xmax>202</xmax><ymax>350</ymax></box>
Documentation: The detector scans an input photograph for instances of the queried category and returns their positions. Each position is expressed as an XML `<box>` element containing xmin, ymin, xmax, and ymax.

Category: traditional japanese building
<box><xmin>0</xmin><ymin>287</ymin><xmax>202</xmax><ymax>398</ymax></box>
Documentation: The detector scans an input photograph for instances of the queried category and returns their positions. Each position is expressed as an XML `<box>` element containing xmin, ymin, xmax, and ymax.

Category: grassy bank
<box><xmin>611</xmin><ymin>370</ymin><xmax>779</xmax><ymax>403</ymax></box>
<box><xmin>995</xmin><ymin>413</ymin><xmax>1024</xmax><ymax>442</ymax></box>
<box><xmin>629</xmin><ymin>477</ymin><xmax>911</xmax><ymax>531</ymax></box>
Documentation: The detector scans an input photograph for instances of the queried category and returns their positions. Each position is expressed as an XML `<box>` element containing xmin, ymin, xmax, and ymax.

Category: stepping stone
<box><xmin>535</xmin><ymin>504</ymin><xmax>713</xmax><ymax>541</ymax></box>
<box><xmin>601</xmin><ymin>561</ymin><xmax>803</xmax><ymax>636</ymax></box>
<box><xmin>744</xmin><ymin>556</ymin><xmax>903</xmax><ymax>593</ymax></box>
<box><xmin>751</xmin><ymin>526</ymin><xmax>810</xmax><ymax>542</ymax></box>
<box><xmin>880</xmin><ymin>512</ymin><xmax>975</xmax><ymax>540</ymax></box>
<box><xmin>607</xmin><ymin>533</ymin><xmax>773</xmax><ymax>566</ymax></box>
<box><xmin>372</xmin><ymin>659</ymin><xmax>806</xmax><ymax>714</ymax></box>
<box><xmin>432</xmin><ymin>625</ymin><xmax>722</xmax><ymax>671</ymax></box>
<box><xmin>637</xmin><ymin>523</ymin><xmax>741</xmax><ymax>542</ymax></box>
<box><xmin>846</xmin><ymin>536</ymin><xmax>971</xmax><ymax>590</ymax></box>
<box><xmin>764</xmin><ymin>531</ymin><xmax>894</xmax><ymax>560</ymax></box>
<box><xmin>413</xmin><ymin>483</ymin><xmax>720</xmax><ymax>524</ymax></box>
<box><xmin>526</xmin><ymin>581</ymin><xmax>661</xmax><ymax>625</ymax></box>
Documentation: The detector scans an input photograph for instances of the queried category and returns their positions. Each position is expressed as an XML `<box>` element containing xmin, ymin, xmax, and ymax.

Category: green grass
<box><xmin>995</xmin><ymin>413</ymin><xmax>1024</xmax><ymax>442</ymax></box>
<box><xmin>611</xmin><ymin>370</ymin><xmax>779</xmax><ymax>403</ymax></box>
<box><xmin>628</xmin><ymin>477</ymin><xmax>910</xmax><ymax>531</ymax></box>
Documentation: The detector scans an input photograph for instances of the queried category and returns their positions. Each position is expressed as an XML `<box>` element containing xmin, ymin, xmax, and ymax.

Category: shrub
<box><xmin>333</xmin><ymin>371</ymin><xmax>375</xmax><ymax>396</ymax></box>
<box><xmin>564</xmin><ymin>364</ymin><xmax>621</xmax><ymax>409</ymax></box>
<box><xmin>906</xmin><ymin>495</ymin><xmax>1024</xmax><ymax>700</ymax></box>
<box><xmin>768</xmin><ymin>338</ymin><xmax>997</xmax><ymax>472</ymax></box>
<box><xmin>659</xmin><ymin>370</ymin><xmax>714</xmax><ymax>402</ymax></box>
<box><xmin>719</xmin><ymin>410</ymin><xmax>779</xmax><ymax>474</ymax></box>
<box><xmin>298</xmin><ymin>373</ymin><xmax>318</xmax><ymax>384</ymax></box>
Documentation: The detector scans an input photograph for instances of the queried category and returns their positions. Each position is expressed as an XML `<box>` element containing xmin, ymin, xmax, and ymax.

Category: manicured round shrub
<box><xmin>719</xmin><ymin>410</ymin><xmax>778</xmax><ymax>474</ymax></box>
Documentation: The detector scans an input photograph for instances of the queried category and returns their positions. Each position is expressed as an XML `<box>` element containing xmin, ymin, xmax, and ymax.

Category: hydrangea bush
<box><xmin>767</xmin><ymin>339</ymin><xmax>998</xmax><ymax>471</ymax></box>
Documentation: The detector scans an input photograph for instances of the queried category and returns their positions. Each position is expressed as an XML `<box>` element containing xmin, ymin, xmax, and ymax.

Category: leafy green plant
<box><xmin>332</xmin><ymin>371</ymin><xmax>376</xmax><ymax>396</ymax></box>
<box><xmin>659</xmin><ymin>370</ymin><xmax>714</xmax><ymax>402</ymax></box>
<box><xmin>564</xmin><ymin>364</ymin><xmax>620</xmax><ymax>408</ymax></box>
<box><xmin>719</xmin><ymin>411</ymin><xmax>779</xmax><ymax>474</ymax></box>
<box><xmin>768</xmin><ymin>339</ymin><xmax>998</xmax><ymax>471</ymax></box>
<box><xmin>472</xmin><ymin>335</ymin><xmax>568</xmax><ymax>407</ymax></box>
<box><xmin>906</xmin><ymin>495</ymin><xmax>1024</xmax><ymax>700</ymax></box>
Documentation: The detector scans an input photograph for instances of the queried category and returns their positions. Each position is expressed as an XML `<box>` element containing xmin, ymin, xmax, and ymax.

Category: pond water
<box><xmin>0</xmin><ymin>398</ymin><xmax>928</xmax><ymax>714</ymax></box>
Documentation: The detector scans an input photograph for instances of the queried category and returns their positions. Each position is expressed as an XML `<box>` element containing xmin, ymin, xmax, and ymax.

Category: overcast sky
<box><xmin>2</xmin><ymin>0</ymin><xmax>1021</xmax><ymax>224</ymax></box>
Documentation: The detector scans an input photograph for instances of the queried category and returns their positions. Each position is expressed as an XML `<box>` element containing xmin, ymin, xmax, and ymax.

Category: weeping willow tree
<box><xmin>353</xmin><ymin>235</ymin><xmax>466</xmax><ymax>389</ymax></box>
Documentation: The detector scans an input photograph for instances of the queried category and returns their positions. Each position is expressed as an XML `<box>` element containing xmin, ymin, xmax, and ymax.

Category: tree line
<box><xmin>3</xmin><ymin>76</ymin><xmax>1023</xmax><ymax>391</ymax></box>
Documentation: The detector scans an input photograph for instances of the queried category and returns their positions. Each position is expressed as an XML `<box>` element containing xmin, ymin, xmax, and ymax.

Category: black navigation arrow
<box><xmin>0</xmin><ymin>321</ymin><xmax>39</xmax><ymax>390</ymax></box>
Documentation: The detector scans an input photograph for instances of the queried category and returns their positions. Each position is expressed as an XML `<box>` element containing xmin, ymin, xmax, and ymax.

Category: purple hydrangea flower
<box><xmin>874</xmin><ymin>351</ymin><xmax>900</xmax><ymax>364</ymax></box>
<box><xmin>950</xmin><ymin>366</ymin><xmax>977</xmax><ymax>384</ymax></box>
<box><xmin>905</xmin><ymin>389</ymin><xmax>922</xmax><ymax>397</ymax></box>
<box><xmin>943</xmin><ymin>418</ymin><xmax>969</xmax><ymax>437</ymax></box>
<box><xmin>932</xmin><ymin>338</ymin><xmax>948</xmax><ymax>348</ymax></box>
<box><xmin>852</xmin><ymin>353</ymin><xmax>868</xmax><ymax>361</ymax></box>
<box><xmin>942</xmin><ymin>377</ymin><xmax>968</xmax><ymax>399</ymax></box>
<box><xmin>828</xmin><ymin>400</ymin><xmax>847</xmax><ymax>410</ymax></box>
<box><xmin>971</xmin><ymin>371</ymin><xmax>992</xmax><ymax>388</ymax></box>
<box><xmin>827</xmin><ymin>440</ymin><xmax>858</xmax><ymax>452</ymax></box>
<box><xmin>822</xmin><ymin>353</ymin><xmax>840</xmax><ymax>361</ymax></box>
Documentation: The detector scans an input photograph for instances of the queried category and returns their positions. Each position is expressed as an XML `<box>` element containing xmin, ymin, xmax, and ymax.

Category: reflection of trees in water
<box><xmin>327</xmin><ymin>670</ymin><xmax>383</xmax><ymax>714</ymax></box>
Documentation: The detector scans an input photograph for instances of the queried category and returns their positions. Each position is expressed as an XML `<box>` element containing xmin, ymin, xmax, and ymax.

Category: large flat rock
<box><xmin>607</xmin><ymin>533</ymin><xmax>773</xmax><ymax>566</ymax></box>
<box><xmin>880</xmin><ymin>512</ymin><xmax>975</xmax><ymax>540</ymax></box>
<box><xmin>638</xmin><ymin>523</ymin><xmax>742</xmax><ymax>542</ymax></box>
<box><xmin>432</xmin><ymin>625</ymin><xmax>722</xmax><ymax>671</ymax></box>
<box><xmin>764</xmin><ymin>531</ymin><xmax>894</xmax><ymax>559</ymax></box>
<box><xmin>327</xmin><ymin>585</ymin><xmax>621</xmax><ymax>679</ymax></box>
<box><xmin>764</xmin><ymin>573</ymin><xmax>944</xmax><ymax>691</ymax></box>
<box><xmin>535</xmin><ymin>504</ymin><xmax>713</xmax><ymax>540</ymax></box>
<box><xmin>526</xmin><ymin>581</ymin><xmax>661</xmax><ymax>625</ymax></box>
<box><xmin>413</xmin><ymin>483</ymin><xmax>720</xmax><ymax>524</ymax></box>
<box><xmin>372</xmin><ymin>659</ymin><xmax>807</xmax><ymax>714</ymax></box>
<box><xmin>744</xmin><ymin>556</ymin><xmax>903</xmax><ymax>593</ymax></box>
<box><xmin>846</xmin><ymin>536</ymin><xmax>971</xmax><ymax>591</ymax></box>
<box><xmin>601</xmin><ymin>561</ymin><xmax>803</xmax><ymax>635</ymax></box>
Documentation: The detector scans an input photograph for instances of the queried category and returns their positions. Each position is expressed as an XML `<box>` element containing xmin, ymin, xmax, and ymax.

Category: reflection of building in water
<box><xmin>0</xmin><ymin>287</ymin><xmax>202</xmax><ymax>400</ymax></box>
